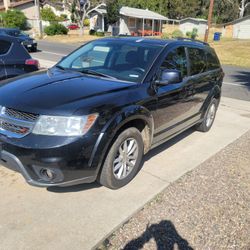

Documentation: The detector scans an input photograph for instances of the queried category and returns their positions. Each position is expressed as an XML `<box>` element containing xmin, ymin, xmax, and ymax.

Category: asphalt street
<box><xmin>34</xmin><ymin>40</ymin><xmax>250</xmax><ymax>102</ymax></box>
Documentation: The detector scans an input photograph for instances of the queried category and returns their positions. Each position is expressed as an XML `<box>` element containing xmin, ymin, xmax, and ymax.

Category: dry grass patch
<box><xmin>210</xmin><ymin>38</ymin><xmax>250</xmax><ymax>68</ymax></box>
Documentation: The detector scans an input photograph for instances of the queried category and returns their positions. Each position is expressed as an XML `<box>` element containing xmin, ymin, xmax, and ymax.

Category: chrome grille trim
<box><xmin>4</xmin><ymin>108</ymin><xmax>38</xmax><ymax>122</ymax></box>
<box><xmin>0</xmin><ymin>107</ymin><xmax>38</xmax><ymax>138</ymax></box>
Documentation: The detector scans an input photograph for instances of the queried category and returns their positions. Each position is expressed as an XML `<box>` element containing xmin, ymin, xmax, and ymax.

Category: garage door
<box><xmin>237</xmin><ymin>25</ymin><xmax>250</xmax><ymax>39</ymax></box>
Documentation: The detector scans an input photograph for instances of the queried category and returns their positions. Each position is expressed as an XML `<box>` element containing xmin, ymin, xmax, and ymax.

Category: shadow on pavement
<box><xmin>231</xmin><ymin>71</ymin><xmax>250</xmax><ymax>90</ymax></box>
<box><xmin>47</xmin><ymin>182</ymin><xmax>101</xmax><ymax>193</ymax></box>
<box><xmin>144</xmin><ymin>128</ymin><xmax>195</xmax><ymax>163</ymax></box>
<box><xmin>123</xmin><ymin>220</ymin><xmax>193</xmax><ymax>250</ymax></box>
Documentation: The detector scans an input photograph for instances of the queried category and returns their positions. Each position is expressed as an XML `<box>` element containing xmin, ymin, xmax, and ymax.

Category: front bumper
<box><xmin>0</xmin><ymin>134</ymin><xmax>100</xmax><ymax>187</ymax></box>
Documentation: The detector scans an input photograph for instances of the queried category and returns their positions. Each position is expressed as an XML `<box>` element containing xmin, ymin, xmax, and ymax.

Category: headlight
<box><xmin>32</xmin><ymin>114</ymin><xmax>98</xmax><ymax>136</ymax></box>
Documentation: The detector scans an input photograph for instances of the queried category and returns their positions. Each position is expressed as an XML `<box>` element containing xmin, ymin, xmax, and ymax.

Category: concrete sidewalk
<box><xmin>0</xmin><ymin>97</ymin><xmax>250</xmax><ymax>250</ymax></box>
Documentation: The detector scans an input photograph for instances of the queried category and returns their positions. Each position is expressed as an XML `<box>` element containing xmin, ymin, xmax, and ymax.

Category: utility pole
<box><xmin>35</xmin><ymin>0</ymin><xmax>43</xmax><ymax>38</ymax></box>
<box><xmin>204</xmin><ymin>0</ymin><xmax>214</xmax><ymax>42</ymax></box>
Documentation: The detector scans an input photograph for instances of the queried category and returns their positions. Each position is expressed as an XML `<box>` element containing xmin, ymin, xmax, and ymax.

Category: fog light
<box><xmin>40</xmin><ymin>168</ymin><xmax>55</xmax><ymax>181</ymax></box>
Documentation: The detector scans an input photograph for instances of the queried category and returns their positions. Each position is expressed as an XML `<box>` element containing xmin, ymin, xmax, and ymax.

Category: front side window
<box><xmin>188</xmin><ymin>47</ymin><xmax>206</xmax><ymax>75</ymax></box>
<box><xmin>161</xmin><ymin>47</ymin><xmax>188</xmax><ymax>78</ymax></box>
<box><xmin>0</xmin><ymin>40</ymin><xmax>11</xmax><ymax>55</ymax></box>
<box><xmin>58</xmin><ymin>40</ymin><xmax>162</xmax><ymax>83</ymax></box>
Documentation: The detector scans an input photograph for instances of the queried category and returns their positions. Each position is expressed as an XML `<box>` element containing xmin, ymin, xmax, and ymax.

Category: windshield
<box><xmin>57</xmin><ymin>40</ymin><xmax>162</xmax><ymax>83</ymax></box>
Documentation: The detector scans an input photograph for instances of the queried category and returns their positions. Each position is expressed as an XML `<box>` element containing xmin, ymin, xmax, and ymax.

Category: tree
<box><xmin>2</xmin><ymin>9</ymin><xmax>27</xmax><ymax>30</ymax></box>
<box><xmin>239</xmin><ymin>0</ymin><xmax>250</xmax><ymax>17</ymax></box>
<box><xmin>40</xmin><ymin>7</ymin><xmax>57</xmax><ymax>22</ymax></box>
<box><xmin>66</xmin><ymin>0</ymin><xmax>91</xmax><ymax>35</ymax></box>
<box><xmin>106</xmin><ymin>0</ymin><xmax>120</xmax><ymax>25</ymax></box>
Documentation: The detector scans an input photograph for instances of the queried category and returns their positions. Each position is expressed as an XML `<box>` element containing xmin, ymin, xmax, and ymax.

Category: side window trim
<box><xmin>185</xmin><ymin>46</ymin><xmax>191</xmax><ymax>77</ymax></box>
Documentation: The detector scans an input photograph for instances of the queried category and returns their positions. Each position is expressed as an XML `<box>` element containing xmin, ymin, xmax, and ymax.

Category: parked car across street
<box><xmin>0</xmin><ymin>28</ymin><xmax>38</xmax><ymax>52</ymax></box>
<box><xmin>0</xmin><ymin>37</ymin><xmax>224</xmax><ymax>189</ymax></box>
<box><xmin>0</xmin><ymin>35</ymin><xmax>39</xmax><ymax>80</ymax></box>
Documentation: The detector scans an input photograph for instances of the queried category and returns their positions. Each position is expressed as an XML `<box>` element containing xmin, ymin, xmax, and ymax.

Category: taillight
<box><xmin>25</xmin><ymin>59</ymin><xmax>40</xmax><ymax>68</ymax></box>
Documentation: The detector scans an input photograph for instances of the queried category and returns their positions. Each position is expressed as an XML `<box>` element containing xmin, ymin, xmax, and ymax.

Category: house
<box><xmin>88</xmin><ymin>3</ymin><xmax>107</xmax><ymax>32</ymax></box>
<box><xmin>231</xmin><ymin>15</ymin><xmax>250</xmax><ymax>39</ymax></box>
<box><xmin>180</xmin><ymin>17</ymin><xmax>207</xmax><ymax>36</ymax></box>
<box><xmin>0</xmin><ymin>0</ymin><xmax>36</xmax><ymax>19</ymax></box>
<box><xmin>88</xmin><ymin>4</ymin><xmax>168</xmax><ymax>36</ymax></box>
<box><xmin>42</xmin><ymin>1</ymin><xmax>71</xmax><ymax>19</ymax></box>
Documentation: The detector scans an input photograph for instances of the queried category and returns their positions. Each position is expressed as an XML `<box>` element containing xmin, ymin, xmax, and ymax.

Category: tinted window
<box><xmin>207</xmin><ymin>50</ymin><xmax>220</xmax><ymax>70</ymax></box>
<box><xmin>0</xmin><ymin>40</ymin><xmax>11</xmax><ymax>55</ymax></box>
<box><xmin>161</xmin><ymin>47</ymin><xmax>188</xmax><ymax>78</ymax></box>
<box><xmin>188</xmin><ymin>47</ymin><xmax>206</xmax><ymax>75</ymax></box>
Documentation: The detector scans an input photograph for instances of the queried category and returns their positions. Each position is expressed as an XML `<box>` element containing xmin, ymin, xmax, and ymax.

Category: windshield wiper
<box><xmin>55</xmin><ymin>65</ymin><xmax>65</xmax><ymax>70</ymax></box>
<box><xmin>80</xmin><ymin>69</ymin><xmax>117</xmax><ymax>80</ymax></box>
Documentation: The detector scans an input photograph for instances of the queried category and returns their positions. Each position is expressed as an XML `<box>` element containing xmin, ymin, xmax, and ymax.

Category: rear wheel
<box><xmin>196</xmin><ymin>98</ymin><xmax>218</xmax><ymax>132</ymax></box>
<box><xmin>98</xmin><ymin>127</ymin><xmax>144</xmax><ymax>189</ymax></box>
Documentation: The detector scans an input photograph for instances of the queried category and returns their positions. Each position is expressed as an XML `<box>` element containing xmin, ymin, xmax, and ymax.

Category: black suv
<box><xmin>0</xmin><ymin>37</ymin><xmax>224</xmax><ymax>189</ymax></box>
<box><xmin>0</xmin><ymin>35</ymin><xmax>39</xmax><ymax>80</ymax></box>
<box><xmin>0</xmin><ymin>28</ymin><xmax>37</xmax><ymax>52</ymax></box>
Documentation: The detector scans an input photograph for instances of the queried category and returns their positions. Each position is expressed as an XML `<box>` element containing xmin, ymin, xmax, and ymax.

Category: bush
<box><xmin>84</xmin><ymin>19</ymin><xmax>90</xmax><ymax>27</ymax></box>
<box><xmin>186</xmin><ymin>28</ymin><xmax>198</xmax><ymax>39</ymax></box>
<box><xmin>172</xmin><ymin>29</ymin><xmax>184</xmax><ymax>38</ymax></box>
<box><xmin>161</xmin><ymin>32</ymin><xmax>170</xmax><ymax>39</ymax></box>
<box><xmin>41</xmin><ymin>7</ymin><xmax>57</xmax><ymax>22</ymax></box>
<box><xmin>96</xmin><ymin>31</ymin><xmax>105</xmax><ymax>37</ymax></box>
<box><xmin>2</xmin><ymin>9</ymin><xmax>27</xmax><ymax>30</ymax></box>
<box><xmin>89</xmin><ymin>29</ymin><xmax>96</xmax><ymax>35</ymax></box>
<box><xmin>44</xmin><ymin>23</ymin><xmax>68</xmax><ymax>36</ymax></box>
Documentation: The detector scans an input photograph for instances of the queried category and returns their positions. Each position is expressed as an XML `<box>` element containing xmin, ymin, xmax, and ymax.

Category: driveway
<box><xmin>1</xmin><ymin>97</ymin><xmax>250</xmax><ymax>250</ymax></box>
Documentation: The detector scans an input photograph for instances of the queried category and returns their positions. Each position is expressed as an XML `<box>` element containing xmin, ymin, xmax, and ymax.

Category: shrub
<box><xmin>89</xmin><ymin>29</ymin><xmax>96</xmax><ymax>35</ymax></box>
<box><xmin>161</xmin><ymin>32</ymin><xmax>170</xmax><ymax>39</ymax></box>
<box><xmin>96</xmin><ymin>31</ymin><xmax>105</xmax><ymax>37</ymax></box>
<box><xmin>41</xmin><ymin>7</ymin><xmax>57</xmax><ymax>22</ymax></box>
<box><xmin>2</xmin><ymin>9</ymin><xmax>27</xmax><ymax>30</ymax></box>
<box><xmin>172</xmin><ymin>29</ymin><xmax>184</xmax><ymax>38</ymax></box>
<box><xmin>44</xmin><ymin>23</ymin><xmax>68</xmax><ymax>36</ymax></box>
<box><xmin>84</xmin><ymin>19</ymin><xmax>90</xmax><ymax>27</ymax></box>
<box><xmin>186</xmin><ymin>28</ymin><xmax>198</xmax><ymax>39</ymax></box>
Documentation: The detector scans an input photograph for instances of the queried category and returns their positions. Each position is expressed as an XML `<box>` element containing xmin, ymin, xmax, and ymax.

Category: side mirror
<box><xmin>156</xmin><ymin>69</ymin><xmax>182</xmax><ymax>85</ymax></box>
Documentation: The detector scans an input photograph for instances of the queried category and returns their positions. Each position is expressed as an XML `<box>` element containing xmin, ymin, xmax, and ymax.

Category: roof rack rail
<box><xmin>175</xmin><ymin>37</ymin><xmax>210</xmax><ymax>46</ymax></box>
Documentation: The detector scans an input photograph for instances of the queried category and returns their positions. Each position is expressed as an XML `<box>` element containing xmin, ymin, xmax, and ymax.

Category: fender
<box><xmin>88</xmin><ymin>105</ymin><xmax>154</xmax><ymax>171</ymax></box>
<box><xmin>200</xmin><ymin>84</ymin><xmax>221</xmax><ymax>118</ymax></box>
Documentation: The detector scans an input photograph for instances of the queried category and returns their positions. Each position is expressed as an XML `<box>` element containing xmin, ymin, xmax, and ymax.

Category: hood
<box><xmin>0</xmin><ymin>68</ymin><xmax>133</xmax><ymax>115</ymax></box>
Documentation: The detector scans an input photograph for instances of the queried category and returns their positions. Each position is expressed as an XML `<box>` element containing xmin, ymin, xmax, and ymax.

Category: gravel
<box><xmin>97</xmin><ymin>130</ymin><xmax>250</xmax><ymax>250</ymax></box>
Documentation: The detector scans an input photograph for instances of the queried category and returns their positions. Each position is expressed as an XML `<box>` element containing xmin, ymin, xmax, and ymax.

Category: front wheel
<box><xmin>98</xmin><ymin>127</ymin><xmax>144</xmax><ymax>189</ymax></box>
<box><xmin>196</xmin><ymin>98</ymin><xmax>219</xmax><ymax>132</ymax></box>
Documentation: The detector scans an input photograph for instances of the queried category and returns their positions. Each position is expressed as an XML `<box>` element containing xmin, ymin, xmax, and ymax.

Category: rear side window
<box><xmin>161</xmin><ymin>46</ymin><xmax>188</xmax><ymax>78</ymax></box>
<box><xmin>0</xmin><ymin>40</ymin><xmax>11</xmax><ymax>55</ymax></box>
<box><xmin>207</xmin><ymin>50</ymin><xmax>220</xmax><ymax>70</ymax></box>
<box><xmin>188</xmin><ymin>47</ymin><xmax>206</xmax><ymax>75</ymax></box>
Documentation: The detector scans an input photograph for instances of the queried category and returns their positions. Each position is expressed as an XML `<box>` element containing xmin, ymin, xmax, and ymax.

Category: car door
<box><xmin>153</xmin><ymin>46</ymin><xmax>199</xmax><ymax>144</ymax></box>
<box><xmin>186</xmin><ymin>46</ymin><xmax>212</xmax><ymax>115</ymax></box>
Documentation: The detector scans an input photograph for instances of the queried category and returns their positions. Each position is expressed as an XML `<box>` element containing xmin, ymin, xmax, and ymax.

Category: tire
<box><xmin>31</xmin><ymin>47</ymin><xmax>37</xmax><ymax>52</ymax></box>
<box><xmin>196</xmin><ymin>98</ymin><xmax>219</xmax><ymax>132</ymax></box>
<box><xmin>98</xmin><ymin>127</ymin><xmax>144</xmax><ymax>189</ymax></box>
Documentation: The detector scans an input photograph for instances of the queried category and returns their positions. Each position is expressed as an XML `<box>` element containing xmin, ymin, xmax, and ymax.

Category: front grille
<box><xmin>4</xmin><ymin>108</ymin><xmax>38</xmax><ymax>122</ymax></box>
<box><xmin>1</xmin><ymin>122</ymin><xmax>29</xmax><ymax>135</ymax></box>
<box><xmin>0</xmin><ymin>107</ymin><xmax>38</xmax><ymax>138</ymax></box>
